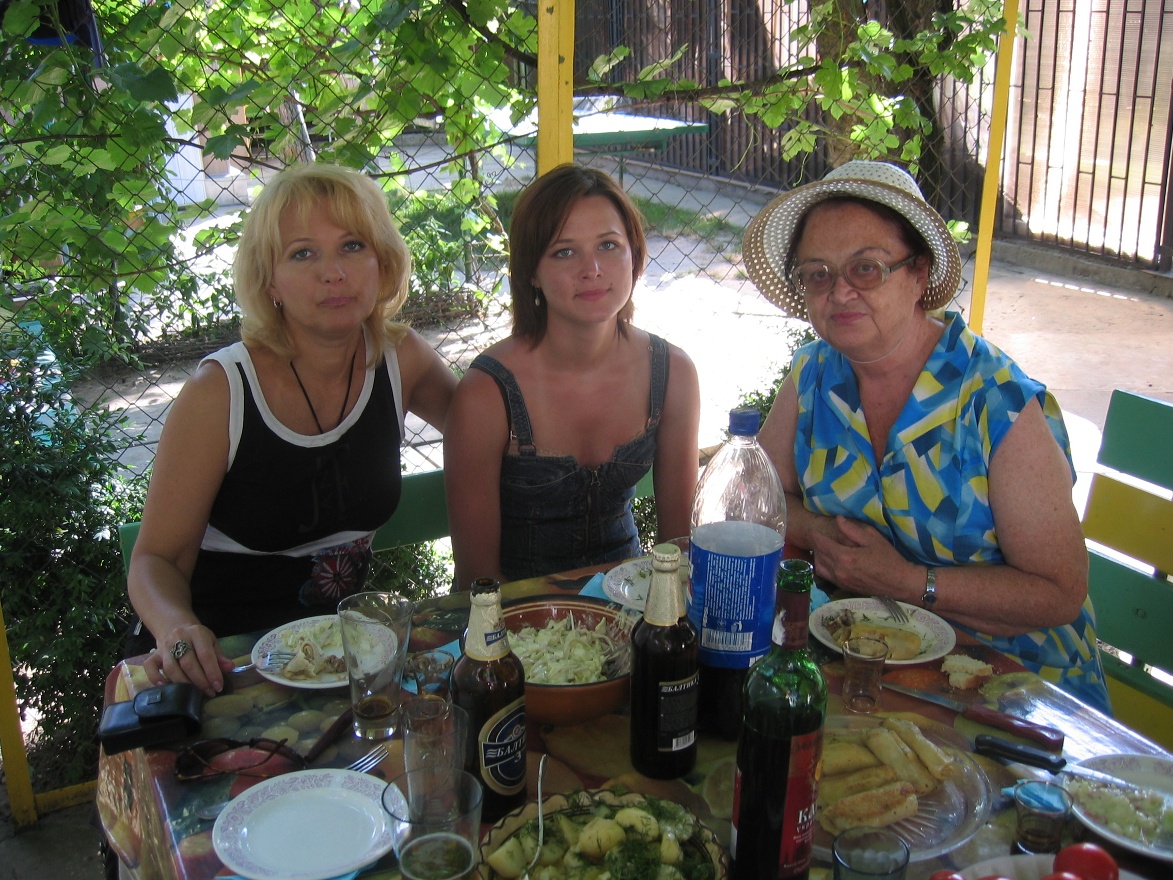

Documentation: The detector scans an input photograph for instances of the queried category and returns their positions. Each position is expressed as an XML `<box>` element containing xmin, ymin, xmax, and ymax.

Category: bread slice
<box><xmin>941</xmin><ymin>654</ymin><xmax>993</xmax><ymax>689</ymax></box>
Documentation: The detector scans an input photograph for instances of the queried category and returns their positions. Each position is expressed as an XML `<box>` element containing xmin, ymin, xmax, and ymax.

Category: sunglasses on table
<box><xmin>790</xmin><ymin>254</ymin><xmax>917</xmax><ymax>296</ymax></box>
<box><xmin>174</xmin><ymin>737</ymin><xmax>308</xmax><ymax>782</ymax></box>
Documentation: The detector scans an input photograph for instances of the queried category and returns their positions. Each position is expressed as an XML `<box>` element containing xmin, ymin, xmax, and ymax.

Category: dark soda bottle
<box><xmin>630</xmin><ymin>542</ymin><xmax>699</xmax><ymax>779</ymax></box>
<box><xmin>449</xmin><ymin>578</ymin><xmax>526</xmax><ymax>822</ymax></box>
<box><xmin>731</xmin><ymin>559</ymin><xmax>827</xmax><ymax>880</ymax></box>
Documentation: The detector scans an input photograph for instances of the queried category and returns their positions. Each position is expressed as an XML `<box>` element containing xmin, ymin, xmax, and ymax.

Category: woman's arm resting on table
<box><xmin>761</xmin><ymin>379</ymin><xmax>1088</xmax><ymax>636</ymax></box>
<box><xmin>810</xmin><ymin>403</ymin><xmax>1088</xmax><ymax>636</ymax></box>
<box><xmin>444</xmin><ymin>368</ymin><xmax>510</xmax><ymax>590</ymax></box>
<box><xmin>396</xmin><ymin>328</ymin><xmax>457</xmax><ymax>430</ymax></box>
<box><xmin>651</xmin><ymin>345</ymin><xmax>701</xmax><ymax>542</ymax></box>
<box><xmin>127</xmin><ymin>362</ymin><xmax>235</xmax><ymax>696</ymax></box>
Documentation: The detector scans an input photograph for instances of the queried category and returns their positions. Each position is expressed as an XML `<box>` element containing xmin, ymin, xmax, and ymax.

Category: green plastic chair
<box><xmin>1081</xmin><ymin>390</ymin><xmax>1173</xmax><ymax>747</ymax></box>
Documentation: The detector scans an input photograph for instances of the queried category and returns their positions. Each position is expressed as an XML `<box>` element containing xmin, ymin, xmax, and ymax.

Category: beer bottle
<box><xmin>450</xmin><ymin>578</ymin><xmax>526</xmax><ymax>822</ymax></box>
<box><xmin>731</xmin><ymin>559</ymin><xmax>827</xmax><ymax>880</ymax></box>
<box><xmin>629</xmin><ymin>542</ymin><xmax>699</xmax><ymax>779</ymax></box>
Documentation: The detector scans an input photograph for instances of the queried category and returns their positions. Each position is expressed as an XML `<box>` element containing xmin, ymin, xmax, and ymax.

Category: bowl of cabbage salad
<box><xmin>502</xmin><ymin>596</ymin><xmax>636</xmax><ymax>726</ymax></box>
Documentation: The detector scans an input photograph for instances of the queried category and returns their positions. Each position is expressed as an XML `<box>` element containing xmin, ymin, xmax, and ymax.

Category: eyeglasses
<box><xmin>174</xmin><ymin>737</ymin><xmax>307</xmax><ymax>782</ymax></box>
<box><xmin>789</xmin><ymin>255</ymin><xmax>917</xmax><ymax>296</ymax></box>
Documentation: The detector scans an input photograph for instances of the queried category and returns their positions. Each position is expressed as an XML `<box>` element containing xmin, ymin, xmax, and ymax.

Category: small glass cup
<box><xmin>832</xmin><ymin>827</ymin><xmax>910</xmax><ymax>880</ymax></box>
<box><xmin>1012</xmin><ymin>779</ymin><xmax>1072</xmax><ymax>854</ymax></box>
<box><xmin>841</xmin><ymin>636</ymin><xmax>889</xmax><ymax>714</ymax></box>
<box><xmin>406</xmin><ymin>649</ymin><xmax>456</xmax><ymax>701</ymax></box>
<box><xmin>382</xmin><ymin>768</ymin><xmax>483</xmax><ymax>880</ymax></box>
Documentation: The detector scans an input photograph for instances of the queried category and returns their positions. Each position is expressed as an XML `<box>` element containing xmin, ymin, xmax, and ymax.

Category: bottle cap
<box><xmin>651</xmin><ymin>543</ymin><xmax>681</xmax><ymax>568</ymax></box>
<box><xmin>470</xmin><ymin>577</ymin><xmax>501</xmax><ymax>595</ymax></box>
<box><xmin>728</xmin><ymin>407</ymin><xmax>761</xmax><ymax>436</ymax></box>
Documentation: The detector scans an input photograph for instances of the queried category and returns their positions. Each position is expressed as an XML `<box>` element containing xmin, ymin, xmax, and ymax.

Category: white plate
<box><xmin>602</xmin><ymin>558</ymin><xmax>654</xmax><ymax>610</ymax></box>
<box><xmin>814</xmin><ymin>715</ymin><xmax>992</xmax><ymax>863</ymax></box>
<box><xmin>1068</xmin><ymin>753</ymin><xmax>1173</xmax><ymax>863</ymax></box>
<box><xmin>251</xmin><ymin>615</ymin><xmax>347</xmax><ymax>690</ymax></box>
<box><xmin>213</xmin><ymin>769</ymin><xmax>393</xmax><ymax>880</ymax></box>
<box><xmin>960</xmin><ymin>853</ymin><xmax>1145</xmax><ymax>879</ymax></box>
<box><xmin>809</xmin><ymin>597</ymin><xmax>956</xmax><ymax>665</ymax></box>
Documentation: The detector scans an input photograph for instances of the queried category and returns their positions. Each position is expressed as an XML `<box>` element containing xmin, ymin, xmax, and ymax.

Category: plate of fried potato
<box><xmin>813</xmin><ymin>715</ymin><xmax>992</xmax><ymax>863</ymax></box>
<box><xmin>810</xmin><ymin>598</ymin><xmax>956</xmax><ymax>665</ymax></box>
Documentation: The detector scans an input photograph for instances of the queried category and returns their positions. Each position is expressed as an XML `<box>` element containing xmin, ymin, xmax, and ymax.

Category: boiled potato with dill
<box><xmin>481</xmin><ymin>793</ymin><xmax>718</xmax><ymax>880</ymax></box>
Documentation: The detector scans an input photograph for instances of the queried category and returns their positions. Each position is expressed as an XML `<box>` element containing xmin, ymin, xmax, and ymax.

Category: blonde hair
<box><xmin>234</xmin><ymin>163</ymin><xmax>411</xmax><ymax>364</ymax></box>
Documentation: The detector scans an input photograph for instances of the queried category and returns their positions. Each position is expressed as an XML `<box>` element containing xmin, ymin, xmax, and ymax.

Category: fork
<box><xmin>230</xmin><ymin>651</ymin><xmax>296</xmax><ymax>674</ymax></box>
<box><xmin>521</xmin><ymin>755</ymin><xmax>548</xmax><ymax>880</ymax></box>
<box><xmin>878</xmin><ymin>595</ymin><xmax>910</xmax><ymax>624</ymax></box>
<box><xmin>345</xmin><ymin>743</ymin><xmax>389</xmax><ymax>774</ymax></box>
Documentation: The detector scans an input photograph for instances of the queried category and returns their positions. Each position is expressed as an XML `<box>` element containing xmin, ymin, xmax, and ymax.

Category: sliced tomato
<box><xmin>928</xmin><ymin>872</ymin><xmax>966</xmax><ymax>880</ymax></box>
<box><xmin>1054</xmin><ymin>842</ymin><xmax>1119</xmax><ymax>880</ymax></box>
<box><xmin>1040</xmin><ymin>872</ymin><xmax>1084</xmax><ymax>880</ymax></box>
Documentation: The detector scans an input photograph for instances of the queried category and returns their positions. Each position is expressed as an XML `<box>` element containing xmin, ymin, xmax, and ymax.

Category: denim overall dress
<box><xmin>470</xmin><ymin>334</ymin><xmax>669</xmax><ymax>582</ymax></box>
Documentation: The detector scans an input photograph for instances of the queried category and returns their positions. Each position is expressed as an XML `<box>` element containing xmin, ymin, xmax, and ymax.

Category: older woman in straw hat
<box><xmin>747</xmin><ymin>160</ymin><xmax>1109</xmax><ymax>712</ymax></box>
<box><xmin>128</xmin><ymin>163</ymin><xmax>456</xmax><ymax>696</ymax></box>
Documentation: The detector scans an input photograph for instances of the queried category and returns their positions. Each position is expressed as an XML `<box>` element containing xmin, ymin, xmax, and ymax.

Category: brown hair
<box><xmin>508</xmin><ymin>164</ymin><xmax>647</xmax><ymax>343</ymax></box>
<box><xmin>235</xmin><ymin>163</ymin><xmax>411</xmax><ymax>363</ymax></box>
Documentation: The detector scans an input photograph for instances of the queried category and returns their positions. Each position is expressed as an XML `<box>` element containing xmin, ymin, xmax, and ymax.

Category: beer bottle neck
<box><xmin>465</xmin><ymin>590</ymin><xmax>510</xmax><ymax>661</ymax></box>
<box><xmin>643</xmin><ymin>544</ymin><xmax>687</xmax><ymax>626</ymax></box>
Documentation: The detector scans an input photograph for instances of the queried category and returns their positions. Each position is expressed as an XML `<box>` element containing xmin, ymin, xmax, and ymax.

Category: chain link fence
<box><xmin>8</xmin><ymin>0</ymin><xmax>1157</xmax><ymax>792</ymax></box>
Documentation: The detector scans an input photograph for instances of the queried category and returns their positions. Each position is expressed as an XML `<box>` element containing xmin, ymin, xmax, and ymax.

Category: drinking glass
<box><xmin>338</xmin><ymin>591</ymin><xmax>414</xmax><ymax>740</ymax></box>
<box><xmin>1012</xmin><ymin>779</ymin><xmax>1071</xmax><ymax>854</ymax></box>
<box><xmin>402</xmin><ymin>696</ymin><xmax>469</xmax><ymax>774</ymax></box>
<box><xmin>841</xmin><ymin>636</ymin><xmax>889</xmax><ymax>713</ymax></box>
<box><xmin>382</xmin><ymin>768</ymin><xmax>483</xmax><ymax>880</ymax></box>
<box><xmin>832</xmin><ymin>827</ymin><xmax>910</xmax><ymax>880</ymax></box>
<box><xmin>407</xmin><ymin>649</ymin><xmax>456</xmax><ymax>700</ymax></box>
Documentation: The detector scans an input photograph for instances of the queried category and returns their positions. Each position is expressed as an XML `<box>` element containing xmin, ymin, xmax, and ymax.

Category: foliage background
<box><xmin>0</xmin><ymin>0</ymin><xmax>1013</xmax><ymax>789</ymax></box>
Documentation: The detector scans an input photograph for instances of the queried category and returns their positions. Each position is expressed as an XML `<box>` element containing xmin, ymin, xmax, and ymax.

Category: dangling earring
<box><xmin>533</xmin><ymin>287</ymin><xmax>542</xmax><ymax>308</ymax></box>
<box><xmin>271</xmin><ymin>297</ymin><xmax>283</xmax><ymax>310</ymax></box>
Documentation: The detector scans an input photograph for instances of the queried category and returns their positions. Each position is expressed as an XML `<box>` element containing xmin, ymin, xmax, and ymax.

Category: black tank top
<box><xmin>188</xmin><ymin>342</ymin><xmax>403</xmax><ymax>637</ymax></box>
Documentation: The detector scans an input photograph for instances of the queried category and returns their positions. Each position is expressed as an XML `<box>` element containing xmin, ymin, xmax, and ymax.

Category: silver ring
<box><xmin>170</xmin><ymin>639</ymin><xmax>191</xmax><ymax>661</ymax></box>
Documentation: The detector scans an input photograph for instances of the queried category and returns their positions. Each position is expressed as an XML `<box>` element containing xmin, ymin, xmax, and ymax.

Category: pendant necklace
<box><xmin>290</xmin><ymin>348</ymin><xmax>357</xmax><ymax>434</ymax></box>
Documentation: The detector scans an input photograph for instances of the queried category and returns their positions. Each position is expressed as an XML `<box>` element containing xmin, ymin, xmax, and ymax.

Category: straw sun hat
<box><xmin>743</xmin><ymin>160</ymin><xmax>963</xmax><ymax>322</ymax></box>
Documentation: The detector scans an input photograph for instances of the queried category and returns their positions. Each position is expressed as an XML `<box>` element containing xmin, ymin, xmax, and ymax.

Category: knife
<box><xmin>883</xmin><ymin>682</ymin><xmax>1065</xmax><ymax>750</ymax></box>
<box><xmin>973</xmin><ymin>733</ymin><xmax>1067</xmax><ymax>772</ymax></box>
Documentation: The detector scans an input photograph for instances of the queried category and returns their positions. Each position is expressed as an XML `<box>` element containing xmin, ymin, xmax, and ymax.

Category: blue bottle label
<box><xmin>689</xmin><ymin>521</ymin><xmax>782</xmax><ymax>668</ymax></box>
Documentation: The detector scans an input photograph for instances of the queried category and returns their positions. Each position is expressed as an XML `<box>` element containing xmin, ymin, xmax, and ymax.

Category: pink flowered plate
<box><xmin>809</xmin><ymin>597</ymin><xmax>956</xmax><ymax>665</ymax></box>
<box><xmin>212</xmin><ymin>769</ymin><xmax>393</xmax><ymax>879</ymax></box>
<box><xmin>251</xmin><ymin>615</ymin><xmax>347</xmax><ymax>690</ymax></box>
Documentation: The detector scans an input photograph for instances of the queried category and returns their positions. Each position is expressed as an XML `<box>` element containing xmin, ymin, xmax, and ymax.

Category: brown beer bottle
<box><xmin>450</xmin><ymin>578</ymin><xmax>526</xmax><ymax>822</ymax></box>
<box><xmin>630</xmin><ymin>543</ymin><xmax>699</xmax><ymax>779</ymax></box>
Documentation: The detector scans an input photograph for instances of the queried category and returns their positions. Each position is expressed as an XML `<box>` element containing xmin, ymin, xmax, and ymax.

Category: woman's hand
<box><xmin>809</xmin><ymin>515</ymin><xmax>919</xmax><ymax>594</ymax></box>
<box><xmin>143</xmin><ymin>623</ymin><xmax>234</xmax><ymax>697</ymax></box>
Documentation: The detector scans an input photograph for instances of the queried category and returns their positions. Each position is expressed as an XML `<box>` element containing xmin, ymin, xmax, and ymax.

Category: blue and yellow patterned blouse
<box><xmin>792</xmin><ymin>311</ymin><xmax>1111</xmax><ymax>714</ymax></box>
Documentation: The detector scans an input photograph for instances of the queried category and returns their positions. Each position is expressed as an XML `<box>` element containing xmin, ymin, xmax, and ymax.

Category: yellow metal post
<box><xmin>536</xmin><ymin>0</ymin><xmax>575</xmax><ymax>173</ymax></box>
<box><xmin>969</xmin><ymin>0</ymin><xmax>1021</xmax><ymax>335</ymax></box>
<box><xmin>0</xmin><ymin>596</ymin><xmax>38</xmax><ymax>828</ymax></box>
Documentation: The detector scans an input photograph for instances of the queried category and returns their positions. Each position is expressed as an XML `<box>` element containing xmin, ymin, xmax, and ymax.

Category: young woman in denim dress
<box><xmin>445</xmin><ymin>164</ymin><xmax>701</xmax><ymax>589</ymax></box>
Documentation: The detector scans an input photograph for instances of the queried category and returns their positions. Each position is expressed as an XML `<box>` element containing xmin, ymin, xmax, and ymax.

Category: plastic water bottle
<box><xmin>689</xmin><ymin>407</ymin><xmax>786</xmax><ymax>740</ymax></box>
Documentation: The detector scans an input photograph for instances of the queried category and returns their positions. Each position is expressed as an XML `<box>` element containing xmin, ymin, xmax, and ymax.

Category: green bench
<box><xmin>1081</xmin><ymin>390</ymin><xmax>1173</xmax><ymax>748</ymax></box>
